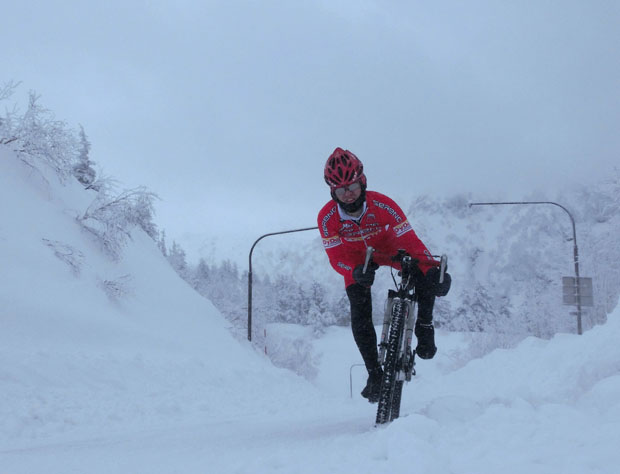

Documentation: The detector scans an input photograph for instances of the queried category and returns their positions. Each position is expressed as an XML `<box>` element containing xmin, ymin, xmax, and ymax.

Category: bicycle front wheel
<box><xmin>376</xmin><ymin>299</ymin><xmax>406</xmax><ymax>425</ymax></box>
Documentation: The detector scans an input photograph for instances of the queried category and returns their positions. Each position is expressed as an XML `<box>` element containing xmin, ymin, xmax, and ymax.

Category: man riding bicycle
<box><xmin>317</xmin><ymin>147</ymin><xmax>451</xmax><ymax>403</ymax></box>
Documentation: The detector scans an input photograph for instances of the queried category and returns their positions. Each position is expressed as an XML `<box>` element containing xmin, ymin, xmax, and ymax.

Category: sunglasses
<box><xmin>334</xmin><ymin>181</ymin><xmax>362</xmax><ymax>199</ymax></box>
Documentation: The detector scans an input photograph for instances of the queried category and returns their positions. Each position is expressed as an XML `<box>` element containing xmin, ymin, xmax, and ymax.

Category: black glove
<box><xmin>352</xmin><ymin>261</ymin><xmax>379</xmax><ymax>287</ymax></box>
<box><xmin>425</xmin><ymin>266</ymin><xmax>452</xmax><ymax>297</ymax></box>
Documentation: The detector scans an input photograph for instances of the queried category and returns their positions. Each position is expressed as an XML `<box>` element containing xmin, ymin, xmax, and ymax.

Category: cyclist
<box><xmin>317</xmin><ymin>147</ymin><xmax>451</xmax><ymax>403</ymax></box>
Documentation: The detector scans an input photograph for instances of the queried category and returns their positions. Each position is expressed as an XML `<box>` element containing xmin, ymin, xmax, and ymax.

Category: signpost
<box><xmin>563</xmin><ymin>277</ymin><xmax>594</xmax><ymax>307</ymax></box>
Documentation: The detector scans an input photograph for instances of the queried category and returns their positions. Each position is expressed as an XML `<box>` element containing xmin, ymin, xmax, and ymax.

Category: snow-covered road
<box><xmin>2</xmin><ymin>410</ymin><xmax>378</xmax><ymax>474</ymax></box>
<box><xmin>3</xmin><ymin>324</ymin><xmax>619</xmax><ymax>474</ymax></box>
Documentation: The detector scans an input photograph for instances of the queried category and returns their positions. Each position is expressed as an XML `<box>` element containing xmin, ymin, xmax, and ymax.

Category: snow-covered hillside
<box><xmin>2</xmin><ymin>145</ymin><xmax>619</xmax><ymax>474</ymax></box>
<box><xmin>0</xmin><ymin>146</ymin><xmax>326</xmax><ymax>444</ymax></box>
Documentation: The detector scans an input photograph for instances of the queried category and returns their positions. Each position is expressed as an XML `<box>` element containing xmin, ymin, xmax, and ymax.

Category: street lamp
<box><xmin>247</xmin><ymin>226</ymin><xmax>318</xmax><ymax>341</ymax></box>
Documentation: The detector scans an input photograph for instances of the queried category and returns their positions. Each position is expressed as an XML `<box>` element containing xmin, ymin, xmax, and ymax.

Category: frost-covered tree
<box><xmin>183</xmin><ymin>257</ymin><xmax>248</xmax><ymax>333</ymax></box>
<box><xmin>305</xmin><ymin>281</ymin><xmax>341</xmax><ymax>329</ymax></box>
<box><xmin>12</xmin><ymin>91</ymin><xmax>78</xmax><ymax>180</ymax></box>
<box><xmin>78</xmin><ymin>180</ymin><xmax>159</xmax><ymax>258</ymax></box>
<box><xmin>1</xmin><ymin>83</ymin><xmax>79</xmax><ymax>182</ymax></box>
<box><xmin>193</xmin><ymin>258</ymin><xmax>210</xmax><ymax>290</ymax></box>
<box><xmin>72</xmin><ymin>125</ymin><xmax>97</xmax><ymax>188</ymax></box>
<box><xmin>329</xmin><ymin>293</ymin><xmax>351</xmax><ymax>326</ymax></box>
<box><xmin>168</xmin><ymin>241</ymin><xmax>188</xmax><ymax>277</ymax></box>
<box><xmin>157</xmin><ymin>230</ymin><xmax>168</xmax><ymax>257</ymax></box>
<box><xmin>0</xmin><ymin>80</ymin><xmax>20</xmax><ymax>145</ymax></box>
<box><xmin>273</xmin><ymin>275</ymin><xmax>299</xmax><ymax>323</ymax></box>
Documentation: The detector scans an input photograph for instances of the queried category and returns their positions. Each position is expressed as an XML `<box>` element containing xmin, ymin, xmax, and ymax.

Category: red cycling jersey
<box><xmin>317</xmin><ymin>190</ymin><xmax>437</xmax><ymax>287</ymax></box>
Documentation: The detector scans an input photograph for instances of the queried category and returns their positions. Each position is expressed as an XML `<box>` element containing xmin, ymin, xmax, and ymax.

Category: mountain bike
<box><xmin>363</xmin><ymin>247</ymin><xmax>447</xmax><ymax>425</ymax></box>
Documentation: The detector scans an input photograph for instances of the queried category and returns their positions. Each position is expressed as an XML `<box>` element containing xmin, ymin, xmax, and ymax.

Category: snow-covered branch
<box><xmin>78</xmin><ymin>182</ymin><xmax>159</xmax><ymax>259</ymax></box>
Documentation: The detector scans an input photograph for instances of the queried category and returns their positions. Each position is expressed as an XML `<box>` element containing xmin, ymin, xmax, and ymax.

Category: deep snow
<box><xmin>1</xmin><ymin>146</ymin><xmax>619</xmax><ymax>473</ymax></box>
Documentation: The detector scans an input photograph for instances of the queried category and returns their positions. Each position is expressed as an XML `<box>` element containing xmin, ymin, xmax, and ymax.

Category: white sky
<box><xmin>3</xmin><ymin>0</ymin><xmax>619</xmax><ymax>247</ymax></box>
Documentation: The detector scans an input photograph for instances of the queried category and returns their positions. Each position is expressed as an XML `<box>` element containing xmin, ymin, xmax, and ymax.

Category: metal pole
<box><xmin>349</xmin><ymin>363</ymin><xmax>366</xmax><ymax>398</ymax></box>
<box><xmin>248</xmin><ymin>226</ymin><xmax>318</xmax><ymax>341</ymax></box>
<box><xmin>469</xmin><ymin>201</ymin><xmax>582</xmax><ymax>335</ymax></box>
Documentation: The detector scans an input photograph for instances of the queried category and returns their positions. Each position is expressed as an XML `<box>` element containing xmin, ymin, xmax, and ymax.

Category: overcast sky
<box><xmin>3</xmin><ymin>0</ymin><xmax>619</xmax><ymax>256</ymax></box>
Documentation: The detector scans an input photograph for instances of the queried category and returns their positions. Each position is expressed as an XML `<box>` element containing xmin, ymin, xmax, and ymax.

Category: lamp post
<box><xmin>469</xmin><ymin>201</ymin><xmax>583</xmax><ymax>335</ymax></box>
<box><xmin>248</xmin><ymin>226</ymin><xmax>318</xmax><ymax>341</ymax></box>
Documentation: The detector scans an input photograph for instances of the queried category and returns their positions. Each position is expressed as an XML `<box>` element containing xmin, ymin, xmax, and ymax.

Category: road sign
<box><xmin>562</xmin><ymin>276</ymin><xmax>593</xmax><ymax>307</ymax></box>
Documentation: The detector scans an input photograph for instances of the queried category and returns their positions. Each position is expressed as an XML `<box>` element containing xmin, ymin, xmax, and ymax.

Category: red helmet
<box><xmin>324</xmin><ymin>147</ymin><xmax>367</xmax><ymax>189</ymax></box>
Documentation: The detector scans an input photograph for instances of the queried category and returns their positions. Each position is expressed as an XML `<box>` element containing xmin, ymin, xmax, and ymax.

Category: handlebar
<box><xmin>362</xmin><ymin>246</ymin><xmax>448</xmax><ymax>286</ymax></box>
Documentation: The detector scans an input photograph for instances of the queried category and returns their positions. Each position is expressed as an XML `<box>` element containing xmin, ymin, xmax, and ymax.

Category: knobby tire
<box><xmin>391</xmin><ymin>381</ymin><xmax>404</xmax><ymax>420</ymax></box>
<box><xmin>376</xmin><ymin>300</ymin><xmax>405</xmax><ymax>425</ymax></box>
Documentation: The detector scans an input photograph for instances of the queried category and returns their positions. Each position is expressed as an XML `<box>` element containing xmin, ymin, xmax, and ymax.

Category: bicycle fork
<box><xmin>378</xmin><ymin>293</ymin><xmax>417</xmax><ymax>382</ymax></box>
<box><xmin>402</xmin><ymin>297</ymin><xmax>417</xmax><ymax>381</ymax></box>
